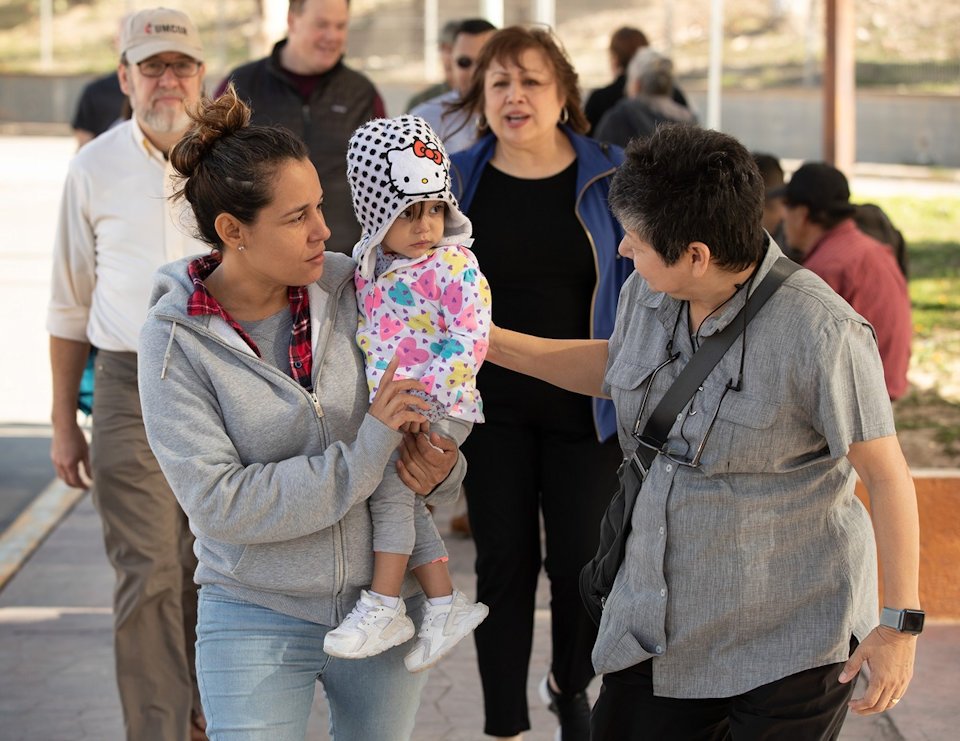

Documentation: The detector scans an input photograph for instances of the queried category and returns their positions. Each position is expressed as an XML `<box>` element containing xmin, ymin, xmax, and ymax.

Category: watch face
<box><xmin>902</xmin><ymin>610</ymin><xmax>925</xmax><ymax>634</ymax></box>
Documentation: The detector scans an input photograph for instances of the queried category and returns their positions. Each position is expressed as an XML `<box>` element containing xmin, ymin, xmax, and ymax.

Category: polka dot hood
<box><xmin>347</xmin><ymin>115</ymin><xmax>472</xmax><ymax>278</ymax></box>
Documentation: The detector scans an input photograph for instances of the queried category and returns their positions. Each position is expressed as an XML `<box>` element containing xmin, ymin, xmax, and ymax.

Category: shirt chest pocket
<box><xmin>605</xmin><ymin>358</ymin><xmax>667</xmax><ymax>442</ymax></box>
<box><xmin>704</xmin><ymin>393</ymin><xmax>781</xmax><ymax>474</ymax></box>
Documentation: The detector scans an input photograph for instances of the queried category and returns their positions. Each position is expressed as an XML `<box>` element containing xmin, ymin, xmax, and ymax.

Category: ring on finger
<box><xmin>890</xmin><ymin>697</ymin><xmax>901</xmax><ymax>704</ymax></box>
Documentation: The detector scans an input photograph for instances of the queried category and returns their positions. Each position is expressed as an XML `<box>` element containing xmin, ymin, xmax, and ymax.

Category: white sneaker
<box><xmin>404</xmin><ymin>590</ymin><xmax>489</xmax><ymax>672</ymax></box>
<box><xmin>323</xmin><ymin>590</ymin><xmax>415</xmax><ymax>659</ymax></box>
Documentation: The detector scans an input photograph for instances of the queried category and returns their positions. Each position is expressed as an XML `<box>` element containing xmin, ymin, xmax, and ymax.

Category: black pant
<box><xmin>462</xmin><ymin>420</ymin><xmax>621</xmax><ymax>737</ymax></box>
<box><xmin>591</xmin><ymin>639</ymin><xmax>859</xmax><ymax>741</ymax></box>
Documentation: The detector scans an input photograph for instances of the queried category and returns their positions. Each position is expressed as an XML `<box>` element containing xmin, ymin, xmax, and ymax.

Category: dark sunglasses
<box><xmin>454</xmin><ymin>56</ymin><xmax>476</xmax><ymax>70</ymax></box>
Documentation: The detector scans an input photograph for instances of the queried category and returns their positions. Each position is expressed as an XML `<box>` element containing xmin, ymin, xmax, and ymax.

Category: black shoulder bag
<box><xmin>579</xmin><ymin>257</ymin><xmax>800</xmax><ymax>625</ymax></box>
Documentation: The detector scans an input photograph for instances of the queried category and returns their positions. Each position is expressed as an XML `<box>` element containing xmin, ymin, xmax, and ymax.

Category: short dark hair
<box><xmin>451</xmin><ymin>25</ymin><xmax>589</xmax><ymax>135</ymax></box>
<box><xmin>456</xmin><ymin>18</ymin><xmax>496</xmax><ymax>38</ymax></box>
<box><xmin>779</xmin><ymin>161</ymin><xmax>856</xmax><ymax>229</ymax></box>
<box><xmin>610</xmin><ymin>27</ymin><xmax>649</xmax><ymax>71</ymax></box>
<box><xmin>752</xmin><ymin>152</ymin><xmax>784</xmax><ymax>193</ymax></box>
<box><xmin>170</xmin><ymin>85</ymin><xmax>309</xmax><ymax>249</ymax></box>
<box><xmin>609</xmin><ymin>124</ymin><xmax>767</xmax><ymax>271</ymax></box>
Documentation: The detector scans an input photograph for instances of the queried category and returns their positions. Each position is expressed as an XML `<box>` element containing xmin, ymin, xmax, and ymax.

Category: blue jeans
<box><xmin>196</xmin><ymin>586</ymin><xmax>429</xmax><ymax>740</ymax></box>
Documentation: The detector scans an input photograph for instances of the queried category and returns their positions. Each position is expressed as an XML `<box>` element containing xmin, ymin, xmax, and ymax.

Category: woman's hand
<box><xmin>396</xmin><ymin>429</ymin><xmax>458</xmax><ymax>495</ymax></box>
<box><xmin>839</xmin><ymin>626</ymin><xmax>917</xmax><ymax>714</ymax></box>
<box><xmin>369</xmin><ymin>356</ymin><xmax>429</xmax><ymax>431</ymax></box>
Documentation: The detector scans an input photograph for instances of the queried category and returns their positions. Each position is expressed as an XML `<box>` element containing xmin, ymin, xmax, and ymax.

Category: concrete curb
<box><xmin>0</xmin><ymin>477</ymin><xmax>85</xmax><ymax>592</ymax></box>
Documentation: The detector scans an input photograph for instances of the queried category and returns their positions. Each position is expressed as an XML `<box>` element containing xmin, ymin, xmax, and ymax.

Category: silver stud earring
<box><xmin>237</xmin><ymin>244</ymin><xmax>245</xmax><ymax>252</ymax></box>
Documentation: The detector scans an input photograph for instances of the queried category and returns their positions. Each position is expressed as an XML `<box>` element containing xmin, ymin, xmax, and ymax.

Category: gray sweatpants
<box><xmin>368</xmin><ymin>417</ymin><xmax>472</xmax><ymax>567</ymax></box>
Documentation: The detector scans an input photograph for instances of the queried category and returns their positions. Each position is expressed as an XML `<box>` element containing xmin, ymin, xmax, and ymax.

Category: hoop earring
<box><xmin>558</xmin><ymin>107</ymin><xmax>569</xmax><ymax>125</ymax></box>
<box><xmin>476</xmin><ymin>113</ymin><xmax>488</xmax><ymax>132</ymax></box>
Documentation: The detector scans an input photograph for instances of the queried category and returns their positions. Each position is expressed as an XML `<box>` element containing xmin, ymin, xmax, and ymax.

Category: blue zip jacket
<box><xmin>450</xmin><ymin>127</ymin><xmax>631</xmax><ymax>442</ymax></box>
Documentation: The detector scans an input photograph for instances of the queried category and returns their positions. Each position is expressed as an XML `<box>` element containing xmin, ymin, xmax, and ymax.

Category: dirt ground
<box><xmin>895</xmin><ymin>389</ymin><xmax>960</xmax><ymax>469</ymax></box>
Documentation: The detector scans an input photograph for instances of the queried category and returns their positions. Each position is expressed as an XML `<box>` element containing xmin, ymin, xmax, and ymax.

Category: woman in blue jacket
<box><xmin>448</xmin><ymin>26</ymin><xmax>632</xmax><ymax>741</ymax></box>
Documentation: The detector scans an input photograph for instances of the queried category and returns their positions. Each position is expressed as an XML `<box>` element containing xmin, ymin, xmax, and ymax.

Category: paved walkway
<box><xmin>1</xmin><ymin>487</ymin><xmax>957</xmax><ymax>740</ymax></box>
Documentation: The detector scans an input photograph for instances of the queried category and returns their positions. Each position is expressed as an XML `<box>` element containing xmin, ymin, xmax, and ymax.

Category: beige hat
<box><xmin>121</xmin><ymin>8</ymin><xmax>204</xmax><ymax>65</ymax></box>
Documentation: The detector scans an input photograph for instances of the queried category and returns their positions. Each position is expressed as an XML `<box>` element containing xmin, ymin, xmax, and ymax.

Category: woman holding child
<box><xmin>137</xmin><ymin>89</ymin><xmax>463</xmax><ymax>739</ymax></box>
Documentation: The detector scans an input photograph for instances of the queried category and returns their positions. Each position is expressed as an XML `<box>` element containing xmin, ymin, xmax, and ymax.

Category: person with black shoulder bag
<box><xmin>486</xmin><ymin>124</ymin><xmax>921</xmax><ymax>740</ymax></box>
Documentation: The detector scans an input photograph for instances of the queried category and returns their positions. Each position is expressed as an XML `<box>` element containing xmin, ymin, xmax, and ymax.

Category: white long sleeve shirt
<box><xmin>47</xmin><ymin>117</ymin><xmax>207</xmax><ymax>352</ymax></box>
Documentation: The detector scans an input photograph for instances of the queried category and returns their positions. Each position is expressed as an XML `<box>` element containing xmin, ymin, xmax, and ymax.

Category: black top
<box><xmin>71</xmin><ymin>72</ymin><xmax>126</xmax><ymax>136</ymax></box>
<box><xmin>584</xmin><ymin>74</ymin><xmax>627</xmax><ymax>134</ymax></box>
<box><xmin>467</xmin><ymin>160</ymin><xmax>596</xmax><ymax>431</ymax></box>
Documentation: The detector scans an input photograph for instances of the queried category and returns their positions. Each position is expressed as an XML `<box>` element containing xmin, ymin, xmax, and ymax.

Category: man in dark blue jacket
<box><xmin>219</xmin><ymin>0</ymin><xmax>385</xmax><ymax>254</ymax></box>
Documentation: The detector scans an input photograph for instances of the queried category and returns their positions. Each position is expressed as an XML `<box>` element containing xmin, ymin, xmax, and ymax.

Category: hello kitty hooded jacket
<box><xmin>347</xmin><ymin>115</ymin><xmax>491</xmax><ymax>423</ymax></box>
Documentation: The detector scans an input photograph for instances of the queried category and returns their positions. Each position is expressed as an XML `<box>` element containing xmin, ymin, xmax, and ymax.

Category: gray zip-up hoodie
<box><xmin>138</xmin><ymin>253</ymin><xmax>464</xmax><ymax>625</ymax></box>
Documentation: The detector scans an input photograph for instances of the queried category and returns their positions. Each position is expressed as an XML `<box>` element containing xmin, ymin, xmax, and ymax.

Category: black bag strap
<box><xmin>637</xmin><ymin>257</ymin><xmax>801</xmax><ymax>461</ymax></box>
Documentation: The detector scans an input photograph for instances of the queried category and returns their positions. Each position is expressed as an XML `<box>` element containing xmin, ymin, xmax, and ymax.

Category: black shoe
<box><xmin>539</xmin><ymin>674</ymin><xmax>590</xmax><ymax>741</ymax></box>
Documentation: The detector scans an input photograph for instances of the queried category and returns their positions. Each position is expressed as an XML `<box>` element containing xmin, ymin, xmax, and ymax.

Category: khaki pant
<box><xmin>91</xmin><ymin>351</ymin><xmax>200</xmax><ymax>741</ymax></box>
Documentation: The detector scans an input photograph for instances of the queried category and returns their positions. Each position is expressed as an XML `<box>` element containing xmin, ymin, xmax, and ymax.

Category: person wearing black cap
<box><xmin>779</xmin><ymin>162</ymin><xmax>912</xmax><ymax>400</ymax></box>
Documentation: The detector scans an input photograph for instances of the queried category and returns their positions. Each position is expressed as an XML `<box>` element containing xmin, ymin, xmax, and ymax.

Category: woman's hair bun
<box><xmin>171</xmin><ymin>84</ymin><xmax>251</xmax><ymax>178</ymax></box>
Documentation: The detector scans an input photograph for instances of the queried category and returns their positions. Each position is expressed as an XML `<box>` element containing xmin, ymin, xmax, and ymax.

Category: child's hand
<box><xmin>401</xmin><ymin>420</ymin><xmax>429</xmax><ymax>435</ymax></box>
<box><xmin>369</xmin><ymin>356</ymin><xmax>429</xmax><ymax>431</ymax></box>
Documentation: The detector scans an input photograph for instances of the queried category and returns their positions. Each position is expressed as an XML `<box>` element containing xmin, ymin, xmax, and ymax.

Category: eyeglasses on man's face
<box><xmin>137</xmin><ymin>59</ymin><xmax>202</xmax><ymax>78</ymax></box>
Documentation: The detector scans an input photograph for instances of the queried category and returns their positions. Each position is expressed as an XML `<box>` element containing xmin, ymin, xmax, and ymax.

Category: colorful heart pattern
<box><xmin>355</xmin><ymin>245</ymin><xmax>491</xmax><ymax>423</ymax></box>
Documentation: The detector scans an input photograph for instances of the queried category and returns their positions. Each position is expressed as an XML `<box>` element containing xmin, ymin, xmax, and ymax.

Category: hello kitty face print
<box><xmin>386</xmin><ymin>137</ymin><xmax>446</xmax><ymax>195</ymax></box>
<box><xmin>347</xmin><ymin>115</ymin><xmax>472</xmax><ymax>278</ymax></box>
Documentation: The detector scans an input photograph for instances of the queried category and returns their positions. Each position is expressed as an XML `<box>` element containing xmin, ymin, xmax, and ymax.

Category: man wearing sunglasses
<box><xmin>47</xmin><ymin>8</ymin><xmax>208</xmax><ymax>740</ymax></box>
<box><xmin>411</xmin><ymin>18</ymin><xmax>496</xmax><ymax>154</ymax></box>
<box><xmin>487</xmin><ymin>124</ymin><xmax>920</xmax><ymax>739</ymax></box>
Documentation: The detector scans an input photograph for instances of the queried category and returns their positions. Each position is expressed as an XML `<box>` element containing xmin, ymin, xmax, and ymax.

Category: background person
<box><xmin>71</xmin><ymin>72</ymin><xmax>128</xmax><ymax>148</ymax></box>
<box><xmin>583</xmin><ymin>26</ymin><xmax>648</xmax><ymax>133</ymax></box>
<box><xmin>70</xmin><ymin>14</ymin><xmax>131</xmax><ymax>149</ymax></box>
<box><xmin>752</xmin><ymin>151</ymin><xmax>793</xmax><ymax>257</ymax></box>
<box><xmin>410</xmin><ymin>18</ymin><xmax>497</xmax><ymax>154</ymax></box>
<box><xmin>405</xmin><ymin>18</ymin><xmax>462</xmax><ymax>111</ymax></box>
<box><xmin>778</xmin><ymin>162</ymin><xmax>912</xmax><ymax>400</ymax></box>
<box><xmin>584</xmin><ymin>26</ymin><xmax>689</xmax><ymax>134</ymax></box>
<box><xmin>448</xmin><ymin>26</ymin><xmax>632</xmax><ymax>741</ymax></box>
<box><xmin>487</xmin><ymin>123</ymin><xmax>921</xmax><ymax>740</ymax></box>
<box><xmin>138</xmin><ymin>89</ymin><xmax>464</xmax><ymax>739</ymax></box>
<box><xmin>47</xmin><ymin>8</ymin><xmax>208</xmax><ymax>739</ymax></box>
<box><xmin>593</xmin><ymin>47</ymin><xmax>696</xmax><ymax>149</ymax></box>
<box><xmin>218</xmin><ymin>0</ymin><xmax>385</xmax><ymax>255</ymax></box>
<box><xmin>854</xmin><ymin>202</ymin><xmax>909</xmax><ymax>276</ymax></box>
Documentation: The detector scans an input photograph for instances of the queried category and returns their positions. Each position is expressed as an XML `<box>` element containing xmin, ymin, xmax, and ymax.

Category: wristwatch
<box><xmin>879</xmin><ymin>607</ymin><xmax>925</xmax><ymax>635</ymax></box>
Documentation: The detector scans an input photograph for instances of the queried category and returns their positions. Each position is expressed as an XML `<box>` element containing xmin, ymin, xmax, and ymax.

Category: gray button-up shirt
<box><xmin>597</xmin><ymin>243</ymin><xmax>894</xmax><ymax>698</ymax></box>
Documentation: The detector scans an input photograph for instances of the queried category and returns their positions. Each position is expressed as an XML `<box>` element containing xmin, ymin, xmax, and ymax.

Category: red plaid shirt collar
<box><xmin>187</xmin><ymin>254</ymin><xmax>313</xmax><ymax>391</ymax></box>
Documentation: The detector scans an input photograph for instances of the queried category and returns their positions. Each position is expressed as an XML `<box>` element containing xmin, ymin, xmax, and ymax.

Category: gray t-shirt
<box><xmin>238</xmin><ymin>308</ymin><xmax>294</xmax><ymax>378</ymax></box>
<box><xmin>596</xmin><ymin>241</ymin><xmax>894</xmax><ymax>697</ymax></box>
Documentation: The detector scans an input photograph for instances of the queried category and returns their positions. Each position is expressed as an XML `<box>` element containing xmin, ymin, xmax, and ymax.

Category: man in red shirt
<box><xmin>778</xmin><ymin>162</ymin><xmax>912</xmax><ymax>399</ymax></box>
